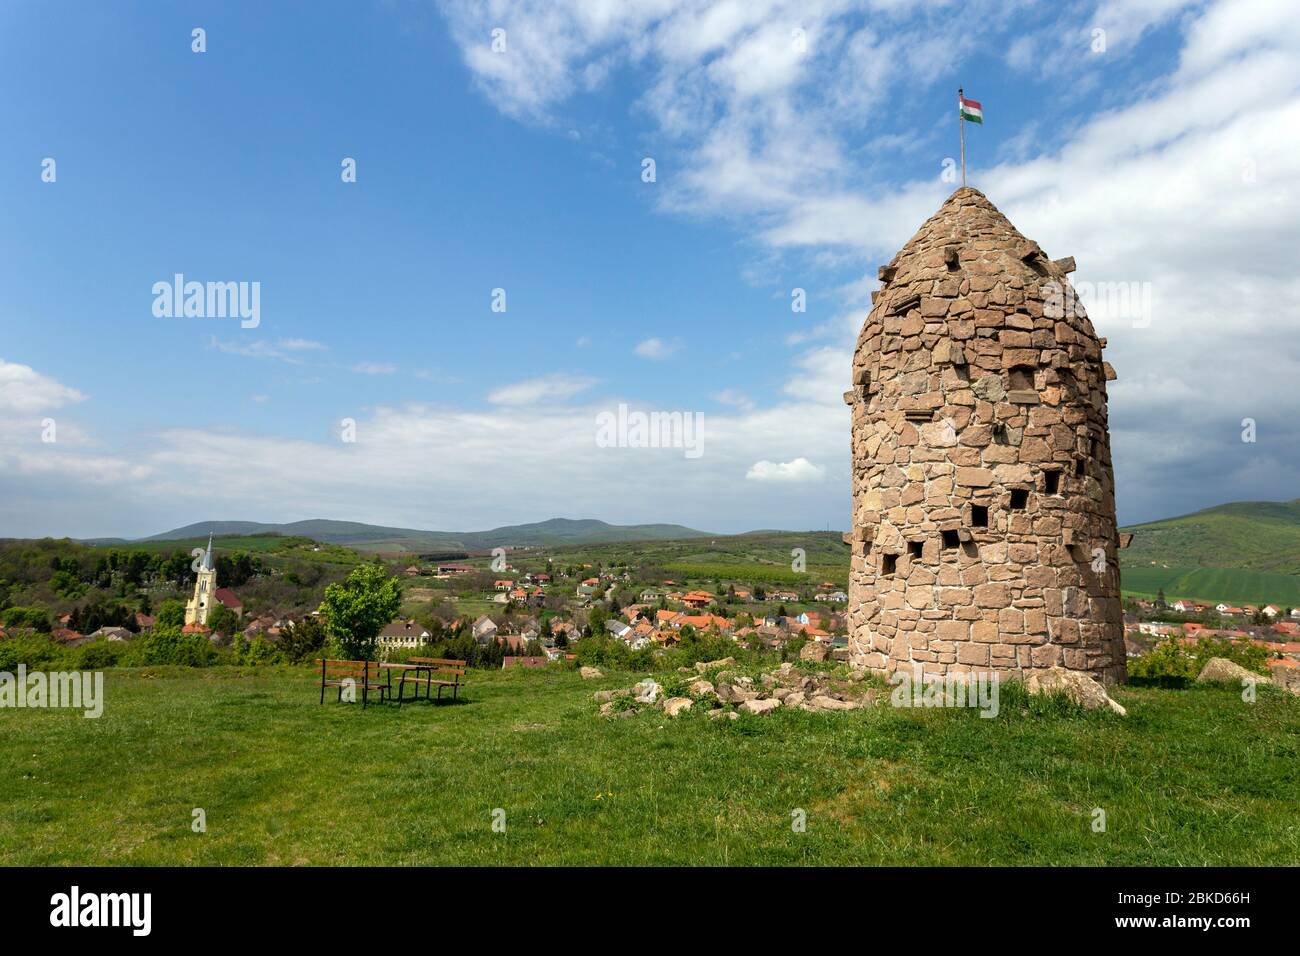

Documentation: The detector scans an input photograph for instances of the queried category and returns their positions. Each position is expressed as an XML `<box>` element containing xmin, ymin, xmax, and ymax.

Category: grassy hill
<box><xmin>1121</xmin><ymin>499</ymin><xmax>1300</xmax><ymax>575</ymax></box>
<box><xmin>541</xmin><ymin>531</ymin><xmax>851</xmax><ymax>587</ymax></box>
<box><xmin>142</xmin><ymin>517</ymin><xmax>712</xmax><ymax>552</ymax></box>
<box><xmin>1</xmin><ymin>665</ymin><xmax>1296</xmax><ymax>865</ymax></box>
<box><xmin>1119</xmin><ymin>564</ymin><xmax>1300</xmax><ymax>608</ymax></box>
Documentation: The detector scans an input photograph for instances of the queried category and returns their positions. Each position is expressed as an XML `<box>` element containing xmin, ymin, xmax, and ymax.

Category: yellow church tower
<box><xmin>184</xmin><ymin>533</ymin><xmax>217</xmax><ymax>627</ymax></box>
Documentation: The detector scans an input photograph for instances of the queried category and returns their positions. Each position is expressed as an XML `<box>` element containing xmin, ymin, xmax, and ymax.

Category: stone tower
<box><xmin>846</xmin><ymin>187</ymin><xmax>1126</xmax><ymax>684</ymax></box>
<box><xmin>185</xmin><ymin>533</ymin><xmax>217</xmax><ymax>627</ymax></box>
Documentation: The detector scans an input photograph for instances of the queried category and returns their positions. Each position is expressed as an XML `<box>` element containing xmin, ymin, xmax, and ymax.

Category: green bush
<box><xmin>123</xmin><ymin>627</ymin><xmax>218</xmax><ymax>667</ymax></box>
<box><xmin>278</xmin><ymin>616</ymin><xmax>328</xmax><ymax>664</ymax></box>
<box><xmin>0</xmin><ymin>633</ymin><xmax>67</xmax><ymax>670</ymax></box>
<box><xmin>2</xmin><ymin>606</ymin><xmax>51</xmax><ymax>633</ymax></box>
<box><xmin>230</xmin><ymin>635</ymin><xmax>284</xmax><ymax>666</ymax></box>
<box><xmin>71</xmin><ymin>640</ymin><xmax>128</xmax><ymax>670</ymax></box>
<box><xmin>1129</xmin><ymin>636</ymin><xmax>1270</xmax><ymax>687</ymax></box>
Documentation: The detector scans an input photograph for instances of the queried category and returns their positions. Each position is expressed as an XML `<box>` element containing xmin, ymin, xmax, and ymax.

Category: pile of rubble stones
<box><xmin>594</xmin><ymin>659</ymin><xmax>880</xmax><ymax>720</ymax></box>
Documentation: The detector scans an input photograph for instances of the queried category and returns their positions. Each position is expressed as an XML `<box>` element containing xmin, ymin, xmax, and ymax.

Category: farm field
<box><xmin>1</xmin><ymin>665</ymin><xmax>1296</xmax><ymax>866</ymax></box>
<box><xmin>1118</xmin><ymin>563</ymin><xmax>1300</xmax><ymax>608</ymax></box>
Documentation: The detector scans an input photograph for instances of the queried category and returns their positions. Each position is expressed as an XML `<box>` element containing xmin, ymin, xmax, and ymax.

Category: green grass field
<box><xmin>1</xmin><ymin>665</ymin><xmax>1297</xmax><ymax>865</ymax></box>
<box><xmin>1119</xmin><ymin>563</ymin><xmax>1300</xmax><ymax>607</ymax></box>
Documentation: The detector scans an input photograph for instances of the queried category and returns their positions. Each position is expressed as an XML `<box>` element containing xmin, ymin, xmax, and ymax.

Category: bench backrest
<box><xmin>316</xmin><ymin>659</ymin><xmax>379</xmax><ymax>680</ymax></box>
<box><xmin>408</xmin><ymin>657</ymin><xmax>467</xmax><ymax>678</ymax></box>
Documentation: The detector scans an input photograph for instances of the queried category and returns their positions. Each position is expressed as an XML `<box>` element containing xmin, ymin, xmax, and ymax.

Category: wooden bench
<box><xmin>317</xmin><ymin>659</ymin><xmax>388</xmax><ymax>709</ymax></box>
<box><xmin>397</xmin><ymin>658</ymin><xmax>467</xmax><ymax>706</ymax></box>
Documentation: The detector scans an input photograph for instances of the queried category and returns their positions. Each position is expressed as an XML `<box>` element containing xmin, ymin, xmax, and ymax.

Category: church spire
<box><xmin>202</xmin><ymin>532</ymin><xmax>214</xmax><ymax>571</ymax></box>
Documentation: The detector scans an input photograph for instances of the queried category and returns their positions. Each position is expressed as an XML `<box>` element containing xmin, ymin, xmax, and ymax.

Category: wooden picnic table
<box><xmin>377</xmin><ymin>661</ymin><xmax>436</xmax><ymax>702</ymax></box>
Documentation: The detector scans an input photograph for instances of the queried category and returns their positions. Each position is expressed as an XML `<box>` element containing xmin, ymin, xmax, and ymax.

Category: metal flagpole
<box><xmin>958</xmin><ymin>87</ymin><xmax>966</xmax><ymax>186</ymax></box>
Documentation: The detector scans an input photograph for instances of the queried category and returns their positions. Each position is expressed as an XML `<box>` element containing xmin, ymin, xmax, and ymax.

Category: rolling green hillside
<box><xmin>139</xmin><ymin>517</ymin><xmax>712</xmax><ymax>552</ymax></box>
<box><xmin>1118</xmin><ymin>564</ymin><xmax>1300</xmax><ymax>608</ymax></box>
<box><xmin>1120</xmin><ymin>499</ymin><xmax>1300</xmax><ymax>575</ymax></box>
<box><xmin>542</xmin><ymin>531</ymin><xmax>851</xmax><ymax>587</ymax></box>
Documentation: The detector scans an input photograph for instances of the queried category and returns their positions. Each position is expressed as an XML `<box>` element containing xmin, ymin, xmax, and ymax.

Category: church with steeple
<box><xmin>184</xmin><ymin>533</ymin><xmax>217</xmax><ymax>627</ymax></box>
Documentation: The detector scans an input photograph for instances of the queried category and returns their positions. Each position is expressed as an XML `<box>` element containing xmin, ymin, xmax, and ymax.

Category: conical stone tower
<box><xmin>846</xmin><ymin>187</ymin><xmax>1126</xmax><ymax>683</ymax></box>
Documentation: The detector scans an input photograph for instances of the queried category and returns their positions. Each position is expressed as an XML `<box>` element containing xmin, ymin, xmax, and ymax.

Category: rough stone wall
<box><xmin>846</xmin><ymin>187</ymin><xmax>1126</xmax><ymax>684</ymax></box>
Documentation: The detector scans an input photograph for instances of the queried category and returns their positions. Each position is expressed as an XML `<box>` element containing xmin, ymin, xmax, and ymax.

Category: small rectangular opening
<box><xmin>882</xmin><ymin>554</ymin><xmax>898</xmax><ymax>576</ymax></box>
<box><xmin>1007</xmin><ymin>365</ymin><xmax>1035</xmax><ymax>391</ymax></box>
<box><xmin>941</xmin><ymin>529</ymin><xmax>960</xmax><ymax>548</ymax></box>
<box><xmin>1075</xmin><ymin>458</ymin><xmax>1086</xmax><ymax>477</ymax></box>
<box><xmin>992</xmin><ymin>422</ymin><xmax>1008</xmax><ymax>445</ymax></box>
<box><xmin>908</xmin><ymin>540</ymin><xmax>923</xmax><ymax>559</ymax></box>
<box><xmin>1043</xmin><ymin>471</ymin><xmax>1061</xmax><ymax>495</ymax></box>
<box><xmin>971</xmin><ymin>505</ymin><xmax>989</xmax><ymax>528</ymax></box>
<box><xmin>1009</xmin><ymin>488</ymin><xmax>1029</xmax><ymax>510</ymax></box>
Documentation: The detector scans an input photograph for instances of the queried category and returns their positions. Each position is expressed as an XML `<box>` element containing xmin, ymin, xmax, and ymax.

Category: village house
<box><xmin>549</xmin><ymin>619</ymin><xmax>577</xmax><ymax>643</ymax></box>
<box><xmin>496</xmin><ymin>633</ymin><xmax>532</xmax><ymax>654</ymax></box>
<box><xmin>214</xmin><ymin>588</ymin><xmax>243</xmax><ymax>615</ymax></box>
<box><xmin>378</xmin><ymin>619</ymin><xmax>431</xmax><ymax>650</ymax></box>
<box><xmin>605</xmin><ymin>619</ymin><xmax>633</xmax><ymax>640</ymax></box>
<box><xmin>51</xmin><ymin>627</ymin><xmax>88</xmax><ymax>647</ymax></box>
<box><xmin>472</xmin><ymin>615</ymin><xmax>498</xmax><ymax>645</ymax></box>
<box><xmin>681</xmin><ymin>590</ymin><xmax>715</xmax><ymax>610</ymax></box>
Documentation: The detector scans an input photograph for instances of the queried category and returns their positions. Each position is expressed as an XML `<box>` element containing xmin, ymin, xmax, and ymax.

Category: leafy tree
<box><xmin>69</xmin><ymin>599</ymin><xmax>133</xmax><ymax>634</ymax></box>
<box><xmin>319</xmin><ymin>562</ymin><xmax>402</xmax><ymax>660</ymax></box>
<box><xmin>49</xmin><ymin>569</ymin><xmax>87</xmax><ymax>599</ymax></box>
<box><xmin>279</xmin><ymin>615</ymin><xmax>329</xmax><ymax>664</ymax></box>
<box><xmin>1</xmin><ymin>606</ymin><xmax>51</xmax><ymax>632</ymax></box>
<box><xmin>155</xmin><ymin>599</ymin><xmax>186</xmax><ymax>629</ymax></box>
<box><xmin>206</xmin><ymin>602</ymin><xmax>239</xmax><ymax>638</ymax></box>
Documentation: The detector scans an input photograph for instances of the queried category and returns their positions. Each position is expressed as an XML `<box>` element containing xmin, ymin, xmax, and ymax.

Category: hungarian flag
<box><xmin>959</xmin><ymin>93</ymin><xmax>983</xmax><ymax>124</ymax></box>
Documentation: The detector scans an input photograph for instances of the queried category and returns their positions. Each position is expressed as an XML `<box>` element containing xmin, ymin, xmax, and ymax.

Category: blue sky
<box><xmin>2</xmin><ymin>0</ymin><xmax>1298</xmax><ymax>538</ymax></box>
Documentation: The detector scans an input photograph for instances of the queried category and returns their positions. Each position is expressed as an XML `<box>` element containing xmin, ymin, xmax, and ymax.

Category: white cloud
<box><xmin>712</xmin><ymin>389</ymin><xmax>755</xmax><ymax>412</ymax></box>
<box><xmin>634</xmin><ymin>337</ymin><xmax>680</xmax><ymax>360</ymax></box>
<box><xmin>487</xmin><ymin>374</ymin><xmax>598</xmax><ymax>405</ymax></box>
<box><xmin>0</xmin><ymin>358</ymin><xmax>85</xmax><ymax>413</ymax></box>
<box><xmin>352</xmin><ymin>362</ymin><xmax>398</xmax><ymax>375</ymax></box>
<box><xmin>436</xmin><ymin>0</ymin><xmax>1300</xmax><ymax>523</ymax></box>
<box><xmin>279</xmin><ymin>338</ymin><xmax>328</xmax><ymax>352</ymax></box>
<box><xmin>209</xmin><ymin>336</ymin><xmax>329</xmax><ymax>363</ymax></box>
<box><xmin>745</xmin><ymin>457</ymin><xmax>827</xmax><ymax>482</ymax></box>
<box><xmin>6</xmin><ymin>0</ymin><xmax>1298</xmax><ymax>537</ymax></box>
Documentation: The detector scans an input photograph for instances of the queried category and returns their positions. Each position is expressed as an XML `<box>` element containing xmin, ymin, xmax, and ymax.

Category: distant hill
<box><xmin>143</xmin><ymin>517</ymin><xmax>713</xmax><ymax>552</ymax></box>
<box><xmin>1121</xmin><ymin>499</ymin><xmax>1300</xmax><ymax>576</ymax></box>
